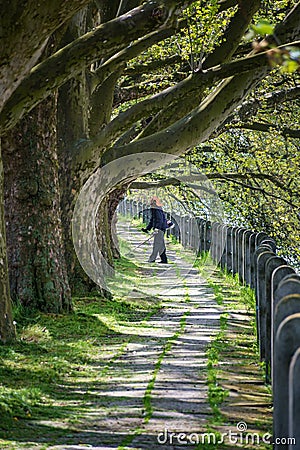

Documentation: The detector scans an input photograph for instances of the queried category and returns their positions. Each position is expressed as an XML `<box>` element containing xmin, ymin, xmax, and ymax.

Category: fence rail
<box><xmin>118</xmin><ymin>198</ymin><xmax>300</xmax><ymax>449</ymax></box>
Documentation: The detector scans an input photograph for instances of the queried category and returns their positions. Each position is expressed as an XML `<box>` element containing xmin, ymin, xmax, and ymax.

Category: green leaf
<box><xmin>252</xmin><ymin>20</ymin><xmax>275</xmax><ymax>36</ymax></box>
<box><xmin>281</xmin><ymin>59</ymin><xmax>299</xmax><ymax>73</ymax></box>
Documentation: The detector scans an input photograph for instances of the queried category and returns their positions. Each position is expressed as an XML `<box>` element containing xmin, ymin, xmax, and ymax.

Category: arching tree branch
<box><xmin>0</xmin><ymin>0</ymin><xmax>193</xmax><ymax>134</ymax></box>
<box><xmin>75</xmin><ymin>43</ymin><xmax>294</xmax><ymax>171</ymax></box>
<box><xmin>0</xmin><ymin>0</ymin><xmax>93</xmax><ymax>112</ymax></box>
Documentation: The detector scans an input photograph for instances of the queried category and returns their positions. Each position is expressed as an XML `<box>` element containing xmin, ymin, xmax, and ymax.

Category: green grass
<box><xmin>193</xmin><ymin>258</ymin><xmax>271</xmax><ymax>449</ymax></box>
<box><xmin>0</xmin><ymin>256</ymin><xmax>161</xmax><ymax>447</ymax></box>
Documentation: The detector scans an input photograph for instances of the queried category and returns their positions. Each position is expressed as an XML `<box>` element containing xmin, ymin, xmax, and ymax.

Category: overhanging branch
<box><xmin>230</xmin><ymin>121</ymin><xmax>300</xmax><ymax>138</ymax></box>
<box><xmin>76</xmin><ymin>46</ymin><xmax>289</xmax><ymax>169</ymax></box>
<box><xmin>0</xmin><ymin>0</ymin><xmax>190</xmax><ymax>133</ymax></box>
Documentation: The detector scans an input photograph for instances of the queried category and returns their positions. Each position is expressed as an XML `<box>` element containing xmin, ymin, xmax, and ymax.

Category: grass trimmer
<box><xmin>126</xmin><ymin>231</ymin><xmax>155</xmax><ymax>258</ymax></box>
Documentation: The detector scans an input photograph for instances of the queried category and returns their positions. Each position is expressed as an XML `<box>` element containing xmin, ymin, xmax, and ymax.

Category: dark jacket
<box><xmin>146</xmin><ymin>207</ymin><xmax>167</xmax><ymax>231</ymax></box>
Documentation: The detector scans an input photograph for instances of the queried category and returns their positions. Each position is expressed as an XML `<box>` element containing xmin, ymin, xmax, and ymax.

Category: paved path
<box><xmin>91</xmin><ymin>221</ymin><xmax>221</xmax><ymax>449</ymax></box>
<box><xmin>43</xmin><ymin>220</ymin><xmax>271</xmax><ymax>450</ymax></box>
<box><xmin>46</xmin><ymin>221</ymin><xmax>220</xmax><ymax>450</ymax></box>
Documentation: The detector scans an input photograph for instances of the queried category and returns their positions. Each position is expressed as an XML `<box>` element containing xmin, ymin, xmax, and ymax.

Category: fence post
<box><xmin>256</xmin><ymin>232</ymin><xmax>270</xmax><ymax>247</ymax></box>
<box><xmin>255</xmin><ymin>248</ymin><xmax>275</xmax><ymax>362</ymax></box>
<box><xmin>225</xmin><ymin>226</ymin><xmax>233</xmax><ymax>273</ymax></box>
<box><xmin>185</xmin><ymin>216</ymin><xmax>190</xmax><ymax>248</ymax></box>
<box><xmin>242</xmin><ymin>229</ymin><xmax>252</xmax><ymax>285</ymax></box>
<box><xmin>273</xmin><ymin>313</ymin><xmax>300</xmax><ymax>449</ymax></box>
<box><xmin>237</xmin><ymin>228</ymin><xmax>247</xmax><ymax>282</ymax></box>
<box><xmin>220</xmin><ymin>225</ymin><xmax>228</xmax><ymax>270</ymax></box>
<box><xmin>272</xmin><ymin>267</ymin><xmax>297</xmax><ymax>304</ymax></box>
<box><xmin>231</xmin><ymin>227</ymin><xmax>239</xmax><ymax>276</ymax></box>
<box><xmin>249</xmin><ymin>233</ymin><xmax>257</xmax><ymax>289</ymax></box>
<box><xmin>275</xmin><ymin>274</ymin><xmax>300</xmax><ymax>302</ymax></box>
<box><xmin>264</xmin><ymin>256</ymin><xmax>287</xmax><ymax>382</ymax></box>
<box><xmin>210</xmin><ymin>222</ymin><xmax>218</xmax><ymax>262</ymax></box>
<box><xmin>205</xmin><ymin>220</ymin><xmax>212</xmax><ymax>253</ymax></box>
<box><xmin>289</xmin><ymin>347</ymin><xmax>300</xmax><ymax>448</ymax></box>
<box><xmin>274</xmin><ymin>295</ymin><xmax>300</xmax><ymax>376</ymax></box>
<box><xmin>198</xmin><ymin>219</ymin><xmax>205</xmax><ymax>254</ymax></box>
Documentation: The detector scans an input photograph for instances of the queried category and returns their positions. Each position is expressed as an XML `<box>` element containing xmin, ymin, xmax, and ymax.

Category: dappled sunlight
<box><xmin>0</xmin><ymin>222</ymin><xmax>272</xmax><ymax>449</ymax></box>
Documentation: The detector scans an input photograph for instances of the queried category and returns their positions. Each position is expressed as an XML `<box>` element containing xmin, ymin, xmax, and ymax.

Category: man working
<box><xmin>142</xmin><ymin>197</ymin><xmax>168</xmax><ymax>264</ymax></box>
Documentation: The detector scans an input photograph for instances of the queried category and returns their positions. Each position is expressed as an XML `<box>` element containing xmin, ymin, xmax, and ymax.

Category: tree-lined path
<box><xmin>3</xmin><ymin>220</ymin><xmax>271</xmax><ymax>450</ymax></box>
<box><xmin>0</xmin><ymin>1</ymin><xmax>299</xmax><ymax>448</ymax></box>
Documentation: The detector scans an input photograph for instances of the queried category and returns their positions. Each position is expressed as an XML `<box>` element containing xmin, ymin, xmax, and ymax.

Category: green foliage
<box><xmin>198</xmin><ymin>265</ymin><xmax>269</xmax><ymax>448</ymax></box>
<box><xmin>245</xmin><ymin>19</ymin><xmax>275</xmax><ymax>40</ymax></box>
<box><xmin>0</xmin><ymin>387</ymin><xmax>42</xmax><ymax>420</ymax></box>
<box><xmin>252</xmin><ymin>19</ymin><xmax>275</xmax><ymax>36</ymax></box>
<box><xmin>190</xmin><ymin>122</ymin><xmax>300</xmax><ymax>266</ymax></box>
<box><xmin>180</xmin><ymin>0</ymin><xmax>235</xmax><ymax>70</ymax></box>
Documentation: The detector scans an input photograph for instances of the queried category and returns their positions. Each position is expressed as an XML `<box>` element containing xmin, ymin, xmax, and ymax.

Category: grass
<box><xmin>193</xmin><ymin>254</ymin><xmax>272</xmax><ymax>449</ymax></box>
<box><xmin>0</xmin><ymin>255</ymin><xmax>161</xmax><ymax>448</ymax></box>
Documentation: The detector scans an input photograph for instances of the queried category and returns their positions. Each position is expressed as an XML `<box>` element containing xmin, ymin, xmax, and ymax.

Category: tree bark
<box><xmin>96</xmin><ymin>187</ymin><xmax>127</xmax><ymax>265</ymax></box>
<box><xmin>0</xmin><ymin>142</ymin><xmax>15</xmax><ymax>343</ymax></box>
<box><xmin>2</xmin><ymin>95</ymin><xmax>71</xmax><ymax>312</ymax></box>
<box><xmin>0</xmin><ymin>0</ymin><xmax>92</xmax><ymax>113</ymax></box>
<box><xmin>0</xmin><ymin>0</ymin><xmax>187</xmax><ymax>134</ymax></box>
<box><xmin>57</xmin><ymin>9</ymin><xmax>98</xmax><ymax>294</ymax></box>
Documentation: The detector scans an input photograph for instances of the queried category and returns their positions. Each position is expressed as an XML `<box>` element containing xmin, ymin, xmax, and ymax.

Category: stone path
<box><xmin>45</xmin><ymin>221</ymin><xmax>221</xmax><ymax>449</ymax></box>
<box><xmin>103</xmin><ymin>221</ymin><xmax>221</xmax><ymax>449</ymax></box>
<box><xmin>11</xmin><ymin>220</ymin><xmax>271</xmax><ymax>450</ymax></box>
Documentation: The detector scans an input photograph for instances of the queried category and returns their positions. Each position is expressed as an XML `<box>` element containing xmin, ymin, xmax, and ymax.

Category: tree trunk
<box><xmin>0</xmin><ymin>142</ymin><xmax>16</xmax><ymax>343</ymax></box>
<box><xmin>2</xmin><ymin>95</ymin><xmax>71</xmax><ymax>313</ymax></box>
<box><xmin>96</xmin><ymin>197</ymin><xmax>115</xmax><ymax>267</ymax></box>
<box><xmin>57</xmin><ymin>9</ymin><xmax>97</xmax><ymax>295</ymax></box>
<box><xmin>57</xmin><ymin>74</ymin><xmax>96</xmax><ymax>294</ymax></box>
<box><xmin>108</xmin><ymin>187</ymin><xmax>128</xmax><ymax>259</ymax></box>
<box><xmin>96</xmin><ymin>187</ymin><xmax>128</xmax><ymax>265</ymax></box>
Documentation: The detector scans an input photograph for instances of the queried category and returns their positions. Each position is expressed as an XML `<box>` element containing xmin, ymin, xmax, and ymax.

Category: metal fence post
<box><xmin>273</xmin><ymin>314</ymin><xmax>300</xmax><ymax>449</ymax></box>
<box><xmin>289</xmin><ymin>347</ymin><xmax>300</xmax><ymax>448</ymax></box>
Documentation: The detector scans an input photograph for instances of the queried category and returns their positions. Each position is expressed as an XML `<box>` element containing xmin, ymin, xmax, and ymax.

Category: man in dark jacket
<box><xmin>142</xmin><ymin>197</ymin><xmax>168</xmax><ymax>263</ymax></box>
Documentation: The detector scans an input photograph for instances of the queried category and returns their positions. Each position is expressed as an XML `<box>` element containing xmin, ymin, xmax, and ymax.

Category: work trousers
<box><xmin>148</xmin><ymin>230</ymin><xmax>166</xmax><ymax>262</ymax></box>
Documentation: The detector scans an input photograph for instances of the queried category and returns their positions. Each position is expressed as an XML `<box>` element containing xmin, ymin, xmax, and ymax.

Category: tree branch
<box><xmin>218</xmin><ymin>0</ymin><xmax>239</xmax><ymax>12</ymax></box>
<box><xmin>130</xmin><ymin>172</ymin><xmax>288</xmax><ymax>191</ymax></box>
<box><xmin>202</xmin><ymin>0</ymin><xmax>261</xmax><ymax>69</ymax></box>
<box><xmin>221</xmin><ymin>85</ymin><xmax>300</xmax><ymax>129</ymax></box>
<box><xmin>0</xmin><ymin>0</ymin><xmax>92</xmax><ymax>111</ymax></box>
<box><xmin>75</xmin><ymin>44</ymin><xmax>294</xmax><ymax>171</ymax></box>
<box><xmin>215</xmin><ymin>178</ymin><xmax>298</xmax><ymax>208</ymax></box>
<box><xmin>230</xmin><ymin>121</ymin><xmax>300</xmax><ymax>138</ymax></box>
<box><xmin>137</xmin><ymin>0</ymin><xmax>263</xmax><ymax>139</ymax></box>
<box><xmin>0</xmin><ymin>0</ymin><xmax>187</xmax><ymax>133</ymax></box>
<box><xmin>90</xmin><ymin>25</ymin><xmax>183</xmax><ymax>93</ymax></box>
<box><xmin>131</xmin><ymin>177</ymin><xmax>181</xmax><ymax>189</ymax></box>
<box><xmin>124</xmin><ymin>54</ymin><xmax>183</xmax><ymax>77</ymax></box>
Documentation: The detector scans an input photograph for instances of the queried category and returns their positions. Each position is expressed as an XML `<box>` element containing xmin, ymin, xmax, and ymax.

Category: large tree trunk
<box><xmin>57</xmin><ymin>73</ymin><xmax>97</xmax><ymax>294</ymax></box>
<box><xmin>2</xmin><ymin>95</ymin><xmax>71</xmax><ymax>312</ymax></box>
<box><xmin>96</xmin><ymin>187</ymin><xmax>128</xmax><ymax>266</ymax></box>
<box><xmin>57</xmin><ymin>9</ymin><xmax>97</xmax><ymax>294</ymax></box>
<box><xmin>58</xmin><ymin>5</ymin><xmax>123</xmax><ymax>294</ymax></box>
<box><xmin>0</xmin><ymin>142</ymin><xmax>16</xmax><ymax>343</ymax></box>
